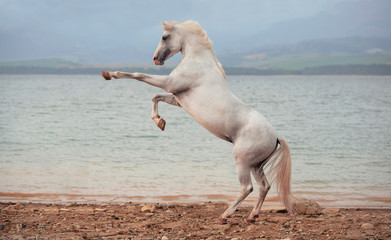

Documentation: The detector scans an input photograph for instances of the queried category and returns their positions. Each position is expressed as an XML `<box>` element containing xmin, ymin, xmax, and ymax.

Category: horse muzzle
<box><xmin>153</xmin><ymin>57</ymin><xmax>164</xmax><ymax>65</ymax></box>
<box><xmin>153</xmin><ymin>48</ymin><xmax>171</xmax><ymax>66</ymax></box>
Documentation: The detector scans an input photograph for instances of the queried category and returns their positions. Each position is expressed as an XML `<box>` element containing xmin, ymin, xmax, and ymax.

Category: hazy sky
<box><xmin>0</xmin><ymin>0</ymin><xmax>389</xmax><ymax>63</ymax></box>
<box><xmin>0</xmin><ymin>0</ymin><xmax>349</xmax><ymax>36</ymax></box>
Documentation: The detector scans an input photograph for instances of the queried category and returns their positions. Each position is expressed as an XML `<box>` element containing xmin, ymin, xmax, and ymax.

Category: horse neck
<box><xmin>180</xmin><ymin>41</ymin><xmax>226</xmax><ymax>78</ymax></box>
<box><xmin>181</xmin><ymin>41</ymin><xmax>215</xmax><ymax>64</ymax></box>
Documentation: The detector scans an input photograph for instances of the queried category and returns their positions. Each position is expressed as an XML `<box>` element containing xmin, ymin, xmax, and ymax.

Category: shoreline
<box><xmin>1</xmin><ymin>191</ymin><xmax>390</xmax><ymax>209</ymax></box>
<box><xmin>1</xmin><ymin>201</ymin><xmax>390</xmax><ymax>239</ymax></box>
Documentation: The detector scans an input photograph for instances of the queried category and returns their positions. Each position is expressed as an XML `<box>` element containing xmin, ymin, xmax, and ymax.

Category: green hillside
<box><xmin>260</xmin><ymin>53</ymin><xmax>391</xmax><ymax>70</ymax></box>
<box><xmin>236</xmin><ymin>37</ymin><xmax>391</xmax><ymax>70</ymax></box>
<box><xmin>0</xmin><ymin>58</ymin><xmax>79</xmax><ymax>68</ymax></box>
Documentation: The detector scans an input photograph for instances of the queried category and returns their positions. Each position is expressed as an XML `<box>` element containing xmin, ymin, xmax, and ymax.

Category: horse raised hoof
<box><xmin>100</xmin><ymin>71</ymin><xmax>112</xmax><ymax>80</ymax></box>
<box><xmin>152</xmin><ymin>116</ymin><xmax>166</xmax><ymax>131</ymax></box>
<box><xmin>157</xmin><ymin>118</ymin><xmax>166</xmax><ymax>131</ymax></box>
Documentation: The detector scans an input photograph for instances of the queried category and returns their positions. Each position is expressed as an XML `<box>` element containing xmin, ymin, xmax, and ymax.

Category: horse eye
<box><xmin>162</xmin><ymin>35</ymin><xmax>169</xmax><ymax>41</ymax></box>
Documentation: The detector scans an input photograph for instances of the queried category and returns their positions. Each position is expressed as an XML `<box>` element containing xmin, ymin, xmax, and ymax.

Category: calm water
<box><xmin>0</xmin><ymin>75</ymin><xmax>390</xmax><ymax>207</ymax></box>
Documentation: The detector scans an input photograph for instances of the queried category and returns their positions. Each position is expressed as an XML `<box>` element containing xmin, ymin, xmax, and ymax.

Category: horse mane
<box><xmin>162</xmin><ymin>21</ymin><xmax>226</xmax><ymax>78</ymax></box>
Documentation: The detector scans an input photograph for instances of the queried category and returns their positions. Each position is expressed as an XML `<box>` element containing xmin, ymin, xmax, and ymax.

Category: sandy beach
<box><xmin>1</xmin><ymin>201</ymin><xmax>390</xmax><ymax>239</ymax></box>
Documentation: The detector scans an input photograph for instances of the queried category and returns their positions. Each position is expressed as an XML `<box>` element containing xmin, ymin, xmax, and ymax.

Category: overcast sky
<box><xmin>0</xmin><ymin>0</ymin><xmax>389</xmax><ymax>63</ymax></box>
<box><xmin>0</xmin><ymin>0</ymin><xmax>345</xmax><ymax>32</ymax></box>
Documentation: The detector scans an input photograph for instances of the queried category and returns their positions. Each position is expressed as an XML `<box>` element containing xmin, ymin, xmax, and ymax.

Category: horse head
<box><xmin>153</xmin><ymin>21</ymin><xmax>183</xmax><ymax>65</ymax></box>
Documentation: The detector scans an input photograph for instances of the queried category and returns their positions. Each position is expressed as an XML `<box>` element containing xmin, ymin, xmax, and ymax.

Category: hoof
<box><xmin>100</xmin><ymin>71</ymin><xmax>111</xmax><ymax>80</ymax></box>
<box><xmin>217</xmin><ymin>217</ymin><xmax>228</xmax><ymax>225</ymax></box>
<box><xmin>157</xmin><ymin>118</ymin><xmax>166</xmax><ymax>131</ymax></box>
<box><xmin>246</xmin><ymin>218</ymin><xmax>256</xmax><ymax>224</ymax></box>
<box><xmin>247</xmin><ymin>214</ymin><xmax>258</xmax><ymax>223</ymax></box>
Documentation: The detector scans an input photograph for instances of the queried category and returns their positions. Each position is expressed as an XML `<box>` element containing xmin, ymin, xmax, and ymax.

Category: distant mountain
<box><xmin>1</xmin><ymin>55</ymin><xmax>391</xmax><ymax>75</ymax></box>
<box><xmin>0</xmin><ymin>58</ymin><xmax>80</xmax><ymax>68</ymax></box>
<box><xmin>218</xmin><ymin>37</ymin><xmax>391</xmax><ymax>69</ymax></box>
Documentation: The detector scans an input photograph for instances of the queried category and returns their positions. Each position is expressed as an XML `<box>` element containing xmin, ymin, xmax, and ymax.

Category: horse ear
<box><xmin>161</xmin><ymin>21</ymin><xmax>170</xmax><ymax>31</ymax></box>
<box><xmin>161</xmin><ymin>21</ymin><xmax>176</xmax><ymax>31</ymax></box>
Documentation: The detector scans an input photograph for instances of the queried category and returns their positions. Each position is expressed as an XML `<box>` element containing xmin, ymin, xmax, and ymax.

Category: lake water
<box><xmin>0</xmin><ymin>74</ymin><xmax>390</xmax><ymax>208</ymax></box>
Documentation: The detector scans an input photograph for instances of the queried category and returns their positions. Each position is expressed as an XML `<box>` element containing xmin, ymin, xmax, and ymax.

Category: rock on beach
<box><xmin>293</xmin><ymin>198</ymin><xmax>323</xmax><ymax>215</ymax></box>
<box><xmin>361</xmin><ymin>223</ymin><xmax>375</xmax><ymax>230</ymax></box>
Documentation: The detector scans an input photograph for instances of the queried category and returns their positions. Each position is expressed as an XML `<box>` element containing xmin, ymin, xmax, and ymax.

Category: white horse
<box><xmin>101</xmin><ymin>20</ymin><xmax>295</xmax><ymax>223</ymax></box>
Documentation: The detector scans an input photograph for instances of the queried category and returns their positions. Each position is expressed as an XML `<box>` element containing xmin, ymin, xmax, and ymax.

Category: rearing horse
<box><xmin>101</xmin><ymin>20</ymin><xmax>295</xmax><ymax>223</ymax></box>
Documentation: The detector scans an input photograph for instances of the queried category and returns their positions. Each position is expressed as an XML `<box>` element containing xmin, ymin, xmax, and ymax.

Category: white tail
<box><xmin>266</xmin><ymin>138</ymin><xmax>296</xmax><ymax>213</ymax></box>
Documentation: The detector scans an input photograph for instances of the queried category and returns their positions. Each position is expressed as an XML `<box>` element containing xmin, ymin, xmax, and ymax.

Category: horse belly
<box><xmin>195</xmin><ymin>115</ymin><xmax>234</xmax><ymax>142</ymax></box>
<box><xmin>184</xmin><ymin>106</ymin><xmax>231</xmax><ymax>140</ymax></box>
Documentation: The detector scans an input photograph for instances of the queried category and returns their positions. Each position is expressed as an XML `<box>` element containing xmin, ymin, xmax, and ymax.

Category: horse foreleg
<box><xmin>151</xmin><ymin>93</ymin><xmax>181</xmax><ymax>131</ymax></box>
<box><xmin>218</xmin><ymin>163</ymin><xmax>253</xmax><ymax>224</ymax></box>
<box><xmin>247</xmin><ymin>166</ymin><xmax>270</xmax><ymax>222</ymax></box>
<box><xmin>101</xmin><ymin>71</ymin><xmax>170</xmax><ymax>91</ymax></box>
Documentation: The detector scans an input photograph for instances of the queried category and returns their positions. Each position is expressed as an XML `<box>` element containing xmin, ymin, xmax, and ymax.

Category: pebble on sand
<box><xmin>361</xmin><ymin>223</ymin><xmax>375</xmax><ymax>230</ymax></box>
<box><xmin>141</xmin><ymin>204</ymin><xmax>156</xmax><ymax>213</ymax></box>
<box><xmin>293</xmin><ymin>198</ymin><xmax>323</xmax><ymax>215</ymax></box>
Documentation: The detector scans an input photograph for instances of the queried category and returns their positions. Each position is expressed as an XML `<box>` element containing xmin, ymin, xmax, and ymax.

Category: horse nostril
<box><xmin>153</xmin><ymin>56</ymin><xmax>157</xmax><ymax>60</ymax></box>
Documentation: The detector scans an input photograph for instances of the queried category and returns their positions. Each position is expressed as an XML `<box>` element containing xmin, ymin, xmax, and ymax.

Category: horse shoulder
<box><xmin>166</xmin><ymin>65</ymin><xmax>205</xmax><ymax>93</ymax></box>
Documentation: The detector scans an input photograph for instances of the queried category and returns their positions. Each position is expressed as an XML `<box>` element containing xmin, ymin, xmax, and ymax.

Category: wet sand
<box><xmin>1</xmin><ymin>202</ymin><xmax>390</xmax><ymax>239</ymax></box>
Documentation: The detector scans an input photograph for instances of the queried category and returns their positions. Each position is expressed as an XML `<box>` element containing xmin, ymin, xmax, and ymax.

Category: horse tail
<box><xmin>265</xmin><ymin>137</ymin><xmax>296</xmax><ymax>213</ymax></box>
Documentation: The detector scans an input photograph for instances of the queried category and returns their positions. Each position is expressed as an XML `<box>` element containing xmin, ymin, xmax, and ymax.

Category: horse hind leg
<box><xmin>248</xmin><ymin>166</ymin><xmax>270</xmax><ymax>222</ymax></box>
<box><xmin>218</xmin><ymin>163</ymin><xmax>253</xmax><ymax>224</ymax></box>
<box><xmin>151</xmin><ymin>93</ymin><xmax>181</xmax><ymax>131</ymax></box>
